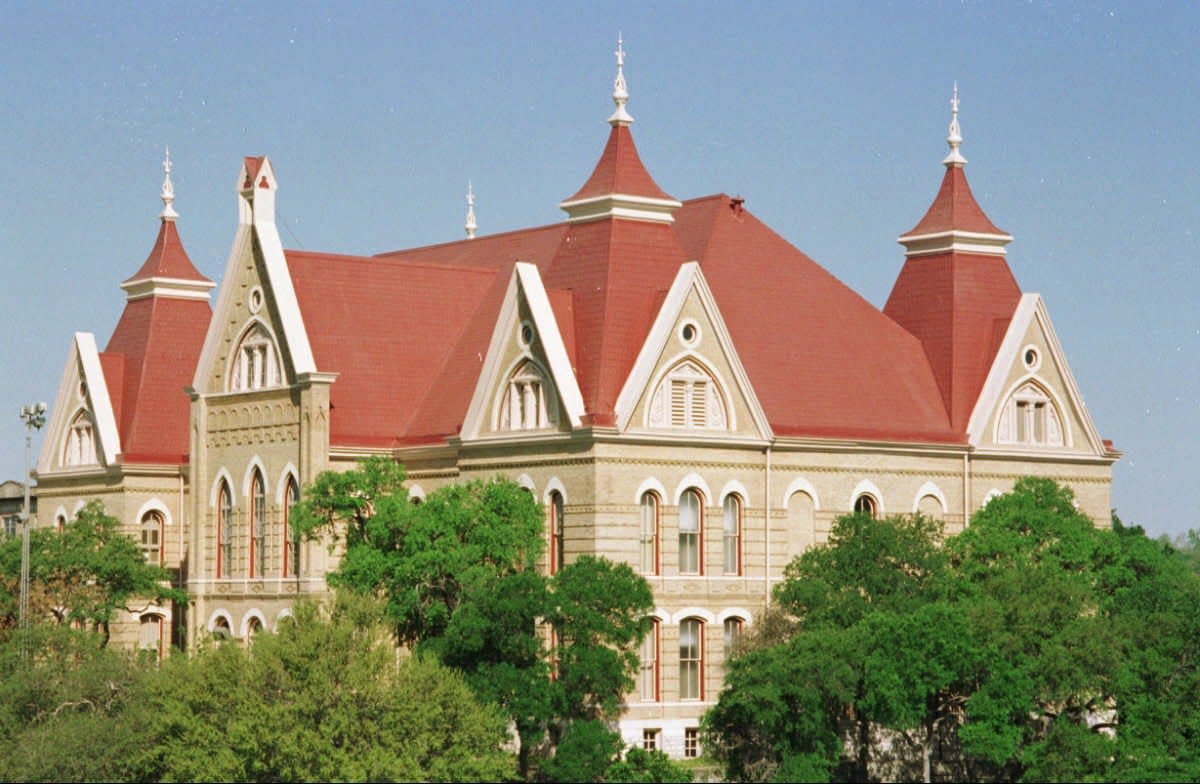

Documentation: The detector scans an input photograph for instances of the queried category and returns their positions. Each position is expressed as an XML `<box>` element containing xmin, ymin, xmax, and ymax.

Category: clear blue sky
<box><xmin>1</xmin><ymin>3</ymin><xmax>1195</xmax><ymax>537</ymax></box>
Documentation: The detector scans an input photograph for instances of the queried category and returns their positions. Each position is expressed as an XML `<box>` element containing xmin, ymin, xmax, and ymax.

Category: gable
<box><xmin>460</xmin><ymin>263</ymin><xmax>584</xmax><ymax>441</ymax></box>
<box><xmin>616</xmin><ymin>262</ymin><xmax>770</xmax><ymax>441</ymax></box>
<box><xmin>38</xmin><ymin>333</ymin><xmax>120</xmax><ymax>474</ymax></box>
<box><xmin>967</xmin><ymin>293</ymin><xmax>1108</xmax><ymax>456</ymax></box>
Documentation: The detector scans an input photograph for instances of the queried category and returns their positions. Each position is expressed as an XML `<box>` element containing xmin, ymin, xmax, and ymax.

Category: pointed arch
<box><xmin>994</xmin><ymin>376</ymin><xmax>1070</xmax><ymax>448</ymax></box>
<box><xmin>494</xmin><ymin>356</ymin><xmax>559</xmax><ymax>432</ymax></box>
<box><xmin>275</xmin><ymin>462</ymin><xmax>299</xmax><ymax>504</ymax></box>
<box><xmin>781</xmin><ymin>477</ymin><xmax>821</xmax><ymax>511</ymax></box>
<box><xmin>210</xmin><ymin>467</ymin><xmax>237</xmax><ymax>508</ymax></box>
<box><xmin>227</xmin><ymin>319</ymin><xmax>283</xmax><ymax>392</ymax></box>
<box><xmin>674</xmin><ymin>473</ymin><xmax>712</xmax><ymax>506</ymax></box>
<box><xmin>242</xmin><ymin>455</ymin><xmax>269</xmax><ymax>498</ymax></box>
<box><xmin>850</xmin><ymin>479</ymin><xmax>885</xmax><ymax>516</ymax></box>
<box><xmin>646</xmin><ymin>355</ymin><xmax>731</xmax><ymax>431</ymax></box>
<box><xmin>542</xmin><ymin>477</ymin><xmax>568</xmax><ymax>506</ymax></box>
<box><xmin>62</xmin><ymin>408</ymin><xmax>98</xmax><ymax>467</ymax></box>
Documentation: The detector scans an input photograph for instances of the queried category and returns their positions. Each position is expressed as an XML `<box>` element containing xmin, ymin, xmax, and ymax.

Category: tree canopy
<box><xmin>705</xmin><ymin>478</ymin><xmax>1200</xmax><ymax>783</ymax></box>
<box><xmin>0</xmin><ymin>501</ymin><xmax>184</xmax><ymax>647</ymax></box>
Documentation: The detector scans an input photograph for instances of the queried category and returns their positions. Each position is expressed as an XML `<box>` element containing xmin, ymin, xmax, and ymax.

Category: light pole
<box><xmin>18</xmin><ymin>402</ymin><xmax>47</xmax><ymax>657</ymax></box>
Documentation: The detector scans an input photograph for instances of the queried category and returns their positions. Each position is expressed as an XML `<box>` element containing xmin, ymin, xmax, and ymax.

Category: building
<box><xmin>34</xmin><ymin>47</ymin><xmax>1116</xmax><ymax>756</ymax></box>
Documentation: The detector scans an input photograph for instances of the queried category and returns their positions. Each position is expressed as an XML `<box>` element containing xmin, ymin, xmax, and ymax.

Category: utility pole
<box><xmin>18</xmin><ymin>402</ymin><xmax>47</xmax><ymax>659</ymax></box>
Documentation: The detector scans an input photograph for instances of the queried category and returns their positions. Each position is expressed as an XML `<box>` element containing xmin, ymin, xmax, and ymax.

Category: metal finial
<box><xmin>943</xmin><ymin>82</ymin><xmax>967</xmax><ymax>167</ymax></box>
<box><xmin>465</xmin><ymin>181</ymin><xmax>477</xmax><ymax>239</ymax></box>
<box><xmin>608</xmin><ymin>34</ymin><xmax>634</xmax><ymax>126</ymax></box>
<box><xmin>160</xmin><ymin>146</ymin><xmax>179</xmax><ymax>220</ymax></box>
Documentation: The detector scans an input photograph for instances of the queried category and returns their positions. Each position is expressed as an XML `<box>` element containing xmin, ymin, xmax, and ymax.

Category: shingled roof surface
<box><xmin>277</xmin><ymin>122</ymin><xmax>1029</xmax><ymax>447</ymax></box>
<box><xmin>105</xmin><ymin>221</ymin><xmax>213</xmax><ymax>464</ymax></box>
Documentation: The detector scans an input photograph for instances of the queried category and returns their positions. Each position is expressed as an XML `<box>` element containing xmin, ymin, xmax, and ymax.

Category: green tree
<box><xmin>293</xmin><ymin>460</ymin><xmax>656</xmax><ymax>779</ymax></box>
<box><xmin>0</xmin><ymin>594</ymin><xmax>514</xmax><ymax>782</ymax></box>
<box><xmin>0</xmin><ymin>501</ymin><xmax>185</xmax><ymax>646</ymax></box>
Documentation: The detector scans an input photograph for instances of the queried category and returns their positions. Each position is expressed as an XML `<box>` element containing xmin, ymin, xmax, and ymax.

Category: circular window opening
<box><xmin>248</xmin><ymin>287</ymin><xmax>264</xmax><ymax>314</ymax></box>
<box><xmin>519</xmin><ymin>322</ymin><xmax>535</xmax><ymax>346</ymax></box>
<box><xmin>1022</xmin><ymin>346</ymin><xmax>1040</xmax><ymax>370</ymax></box>
<box><xmin>680</xmin><ymin>321</ymin><xmax>700</xmax><ymax>346</ymax></box>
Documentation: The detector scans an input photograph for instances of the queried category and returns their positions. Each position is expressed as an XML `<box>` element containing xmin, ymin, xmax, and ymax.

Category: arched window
<box><xmin>679</xmin><ymin>489</ymin><xmax>703</xmax><ymax>575</ymax></box>
<box><xmin>55</xmin><ymin>514</ymin><xmax>67</xmax><ymax>533</ymax></box>
<box><xmin>63</xmin><ymin>410</ymin><xmax>97</xmax><ymax>466</ymax></box>
<box><xmin>230</xmin><ymin>322</ymin><xmax>281</xmax><ymax>392</ymax></box>
<box><xmin>723</xmin><ymin>617</ymin><xmax>744</xmax><ymax>661</ymax></box>
<box><xmin>212</xmin><ymin>616</ymin><xmax>232</xmax><ymax>641</ymax></box>
<box><xmin>250</xmin><ymin>470</ymin><xmax>265</xmax><ymax>578</ymax></box>
<box><xmin>217</xmin><ymin>481</ymin><xmax>232</xmax><ymax>578</ymax></box>
<box><xmin>548</xmin><ymin>491</ymin><xmax>564</xmax><ymax>574</ymax></box>
<box><xmin>639</xmin><ymin>618</ymin><xmax>660</xmax><ymax>702</ymax></box>
<box><xmin>246</xmin><ymin>616</ymin><xmax>263</xmax><ymax>639</ymax></box>
<box><xmin>139</xmin><ymin>614</ymin><xmax>164</xmax><ymax>661</ymax></box>
<box><xmin>854</xmin><ymin>494</ymin><xmax>878</xmax><ymax>518</ymax></box>
<box><xmin>679</xmin><ymin>618</ymin><xmax>704</xmax><ymax>700</ymax></box>
<box><xmin>283</xmin><ymin>477</ymin><xmax>300</xmax><ymax>578</ymax></box>
<box><xmin>648</xmin><ymin>360</ymin><xmax>728</xmax><ymax>430</ymax></box>
<box><xmin>917</xmin><ymin>494</ymin><xmax>943</xmax><ymax>520</ymax></box>
<box><xmin>722</xmin><ymin>494</ymin><xmax>742</xmax><ymax>575</ymax></box>
<box><xmin>997</xmin><ymin>381</ymin><xmax>1065</xmax><ymax>446</ymax></box>
<box><xmin>498</xmin><ymin>360</ymin><xmax>557</xmax><ymax>431</ymax></box>
<box><xmin>639</xmin><ymin>492</ymin><xmax>660</xmax><ymax>575</ymax></box>
<box><xmin>140</xmin><ymin>510</ymin><xmax>164</xmax><ymax>565</ymax></box>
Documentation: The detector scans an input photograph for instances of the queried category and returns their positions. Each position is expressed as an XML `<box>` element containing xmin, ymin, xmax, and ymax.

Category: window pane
<box><xmin>680</xmin><ymin>619</ymin><xmax>702</xmax><ymax>700</ymax></box>
<box><xmin>723</xmin><ymin>495</ymin><xmax>740</xmax><ymax>574</ymax></box>
<box><xmin>640</xmin><ymin>621</ymin><xmax>659</xmax><ymax>702</ymax></box>
<box><xmin>679</xmin><ymin>490</ymin><xmax>700</xmax><ymax>574</ymax></box>
<box><xmin>640</xmin><ymin>493</ymin><xmax>658</xmax><ymax>574</ymax></box>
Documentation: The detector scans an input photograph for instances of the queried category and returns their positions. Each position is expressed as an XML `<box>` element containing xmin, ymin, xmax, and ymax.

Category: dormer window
<box><xmin>498</xmin><ymin>360</ymin><xmax>557</xmax><ymax>431</ymax></box>
<box><xmin>230</xmin><ymin>322</ymin><xmax>281</xmax><ymax>392</ymax></box>
<box><xmin>64</xmin><ymin>410</ymin><xmax>97</xmax><ymax>466</ymax></box>
<box><xmin>997</xmin><ymin>381</ymin><xmax>1064</xmax><ymax>447</ymax></box>
<box><xmin>648</xmin><ymin>360</ymin><xmax>727</xmax><ymax>430</ymax></box>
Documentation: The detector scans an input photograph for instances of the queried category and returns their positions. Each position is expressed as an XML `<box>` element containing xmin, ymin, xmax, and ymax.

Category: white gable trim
<box><xmin>40</xmin><ymin>333</ymin><xmax>122</xmax><ymax>473</ymax></box>
<box><xmin>966</xmin><ymin>294</ymin><xmax>1105</xmax><ymax>454</ymax></box>
<box><xmin>614</xmin><ymin>262</ymin><xmax>772</xmax><ymax>439</ymax></box>
<box><xmin>193</xmin><ymin>156</ymin><xmax>315</xmax><ymax>393</ymax></box>
<box><xmin>460</xmin><ymin>263</ymin><xmax>585</xmax><ymax>440</ymax></box>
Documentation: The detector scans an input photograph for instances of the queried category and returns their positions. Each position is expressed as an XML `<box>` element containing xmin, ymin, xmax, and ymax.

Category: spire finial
<box><xmin>943</xmin><ymin>82</ymin><xmax>967</xmax><ymax>167</ymax></box>
<box><xmin>608</xmin><ymin>33</ymin><xmax>634</xmax><ymax>127</ymax></box>
<box><xmin>465</xmin><ymin>181</ymin><xmax>477</xmax><ymax>239</ymax></box>
<box><xmin>159</xmin><ymin>146</ymin><xmax>179</xmax><ymax>221</ymax></box>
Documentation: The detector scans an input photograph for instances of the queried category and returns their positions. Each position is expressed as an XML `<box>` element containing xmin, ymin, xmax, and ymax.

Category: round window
<box><xmin>519</xmin><ymin>322</ymin><xmax>535</xmax><ymax>346</ymax></box>
<box><xmin>248</xmin><ymin>287</ymin><xmax>264</xmax><ymax>314</ymax></box>
<box><xmin>1022</xmin><ymin>346</ymin><xmax>1040</xmax><ymax>371</ymax></box>
<box><xmin>680</xmin><ymin>321</ymin><xmax>700</xmax><ymax>346</ymax></box>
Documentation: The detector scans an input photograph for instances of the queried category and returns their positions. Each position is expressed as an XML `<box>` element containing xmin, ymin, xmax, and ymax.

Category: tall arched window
<box><xmin>549</xmin><ymin>491</ymin><xmax>564</xmax><ymax>575</ymax></box>
<box><xmin>639</xmin><ymin>492</ymin><xmax>660</xmax><ymax>575</ymax></box>
<box><xmin>283</xmin><ymin>477</ymin><xmax>300</xmax><ymax>578</ymax></box>
<box><xmin>723</xmin><ymin>617</ymin><xmax>744</xmax><ymax>661</ymax></box>
<box><xmin>640</xmin><ymin>618</ymin><xmax>660</xmax><ymax>702</ymax></box>
<box><xmin>63</xmin><ymin>410</ymin><xmax>97</xmax><ymax>466</ymax></box>
<box><xmin>722</xmin><ymin>494</ymin><xmax>742</xmax><ymax>575</ymax></box>
<box><xmin>679</xmin><ymin>618</ymin><xmax>704</xmax><ymax>700</ymax></box>
<box><xmin>250</xmin><ymin>470</ymin><xmax>265</xmax><ymax>578</ymax></box>
<box><xmin>217</xmin><ymin>481</ymin><xmax>232</xmax><ymax>578</ymax></box>
<box><xmin>679</xmin><ymin>489</ymin><xmax>703</xmax><ymax>575</ymax></box>
<box><xmin>140</xmin><ymin>510</ymin><xmax>164</xmax><ymax>565</ymax></box>
<box><xmin>230</xmin><ymin>322</ymin><xmax>281</xmax><ymax>392</ymax></box>
<box><xmin>786</xmin><ymin>491</ymin><xmax>815</xmax><ymax>562</ymax></box>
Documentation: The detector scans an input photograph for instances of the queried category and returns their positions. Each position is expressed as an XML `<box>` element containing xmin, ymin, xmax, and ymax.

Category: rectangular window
<box><xmin>642</xmin><ymin>728</ymin><xmax>659</xmax><ymax>751</ymax></box>
<box><xmin>684</xmin><ymin>727</ymin><xmax>700</xmax><ymax>758</ymax></box>
<box><xmin>722</xmin><ymin>495</ymin><xmax>741</xmax><ymax>575</ymax></box>
<box><xmin>679</xmin><ymin>618</ymin><xmax>703</xmax><ymax>700</ymax></box>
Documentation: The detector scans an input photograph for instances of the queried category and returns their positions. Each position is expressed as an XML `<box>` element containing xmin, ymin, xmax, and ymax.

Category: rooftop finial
<box><xmin>465</xmin><ymin>181</ymin><xmax>477</xmax><ymax>239</ymax></box>
<box><xmin>943</xmin><ymin>82</ymin><xmax>967</xmax><ymax>167</ymax></box>
<box><xmin>608</xmin><ymin>34</ymin><xmax>634</xmax><ymax>126</ymax></box>
<box><xmin>159</xmin><ymin>146</ymin><xmax>179</xmax><ymax>221</ymax></box>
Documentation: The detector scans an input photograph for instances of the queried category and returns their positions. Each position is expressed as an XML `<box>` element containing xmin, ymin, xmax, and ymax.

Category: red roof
<box><xmin>563</xmin><ymin>124</ymin><xmax>674</xmax><ymax>203</ymax></box>
<box><xmin>104</xmin><ymin>260</ymin><xmax>212</xmax><ymax>464</ymax></box>
<box><xmin>903</xmin><ymin>165</ymin><xmax>1007</xmax><ymax>237</ymax></box>
<box><xmin>123</xmin><ymin>220</ymin><xmax>211</xmax><ymax>284</ymax></box>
